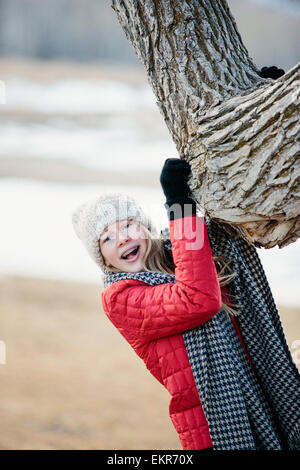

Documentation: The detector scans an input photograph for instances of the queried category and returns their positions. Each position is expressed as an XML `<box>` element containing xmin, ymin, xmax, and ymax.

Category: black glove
<box><xmin>160</xmin><ymin>158</ymin><xmax>191</xmax><ymax>200</ymax></box>
<box><xmin>258</xmin><ymin>66</ymin><xmax>285</xmax><ymax>80</ymax></box>
<box><xmin>160</xmin><ymin>158</ymin><xmax>196</xmax><ymax>220</ymax></box>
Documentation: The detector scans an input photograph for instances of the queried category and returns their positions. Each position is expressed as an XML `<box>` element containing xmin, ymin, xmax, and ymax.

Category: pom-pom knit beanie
<box><xmin>72</xmin><ymin>192</ymin><xmax>158</xmax><ymax>270</ymax></box>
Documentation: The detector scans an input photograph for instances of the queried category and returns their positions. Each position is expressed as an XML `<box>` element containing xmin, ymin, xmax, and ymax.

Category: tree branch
<box><xmin>112</xmin><ymin>0</ymin><xmax>300</xmax><ymax>248</ymax></box>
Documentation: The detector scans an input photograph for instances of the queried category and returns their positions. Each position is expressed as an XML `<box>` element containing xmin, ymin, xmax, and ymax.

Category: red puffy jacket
<box><xmin>101</xmin><ymin>215</ymin><xmax>254</xmax><ymax>450</ymax></box>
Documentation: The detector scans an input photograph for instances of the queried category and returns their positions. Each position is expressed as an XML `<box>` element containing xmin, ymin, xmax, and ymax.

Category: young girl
<box><xmin>72</xmin><ymin>158</ymin><xmax>300</xmax><ymax>451</ymax></box>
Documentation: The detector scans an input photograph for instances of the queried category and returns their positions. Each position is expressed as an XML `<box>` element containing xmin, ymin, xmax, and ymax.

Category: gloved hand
<box><xmin>160</xmin><ymin>158</ymin><xmax>196</xmax><ymax>220</ymax></box>
<box><xmin>160</xmin><ymin>158</ymin><xmax>192</xmax><ymax>201</ymax></box>
<box><xmin>258</xmin><ymin>66</ymin><xmax>285</xmax><ymax>80</ymax></box>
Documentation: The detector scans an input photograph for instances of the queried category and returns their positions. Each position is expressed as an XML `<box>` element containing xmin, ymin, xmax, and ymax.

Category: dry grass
<box><xmin>0</xmin><ymin>275</ymin><xmax>299</xmax><ymax>450</ymax></box>
<box><xmin>0</xmin><ymin>276</ymin><xmax>179</xmax><ymax>450</ymax></box>
<box><xmin>0</xmin><ymin>157</ymin><xmax>160</xmax><ymax>187</ymax></box>
<box><xmin>0</xmin><ymin>57</ymin><xmax>147</xmax><ymax>84</ymax></box>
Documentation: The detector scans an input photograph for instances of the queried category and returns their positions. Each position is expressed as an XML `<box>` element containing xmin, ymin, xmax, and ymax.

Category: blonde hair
<box><xmin>103</xmin><ymin>220</ymin><xmax>239</xmax><ymax>317</ymax></box>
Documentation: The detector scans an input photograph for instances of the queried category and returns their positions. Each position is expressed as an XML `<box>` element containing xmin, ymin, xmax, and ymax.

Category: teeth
<box><xmin>121</xmin><ymin>246</ymin><xmax>138</xmax><ymax>259</ymax></box>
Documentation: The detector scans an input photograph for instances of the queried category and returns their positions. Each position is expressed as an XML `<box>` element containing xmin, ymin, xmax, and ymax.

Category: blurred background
<box><xmin>0</xmin><ymin>0</ymin><xmax>299</xmax><ymax>450</ymax></box>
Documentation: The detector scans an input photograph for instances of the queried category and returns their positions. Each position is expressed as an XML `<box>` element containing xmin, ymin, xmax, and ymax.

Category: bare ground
<box><xmin>0</xmin><ymin>157</ymin><xmax>160</xmax><ymax>187</ymax></box>
<box><xmin>0</xmin><ymin>57</ymin><xmax>147</xmax><ymax>84</ymax></box>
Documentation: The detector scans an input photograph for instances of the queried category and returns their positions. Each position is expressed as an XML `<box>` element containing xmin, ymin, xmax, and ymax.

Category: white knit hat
<box><xmin>72</xmin><ymin>192</ymin><xmax>158</xmax><ymax>270</ymax></box>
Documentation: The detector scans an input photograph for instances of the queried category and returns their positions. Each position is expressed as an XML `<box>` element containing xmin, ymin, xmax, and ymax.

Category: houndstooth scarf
<box><xmin>103</xmin><ymin>217</ymin><xmax>300</xmax><ymax>450</ymax></box>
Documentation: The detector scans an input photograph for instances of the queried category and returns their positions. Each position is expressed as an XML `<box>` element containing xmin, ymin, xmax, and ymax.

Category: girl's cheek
<box><xmin>136</xmin><ymin>228</ymin><xmax>147</xmax><ymax>240</ymax></box>
<box><xmin>128</xmin><ymin>230</ymin><xmax>141</xmax><ymax>240</ymax></box>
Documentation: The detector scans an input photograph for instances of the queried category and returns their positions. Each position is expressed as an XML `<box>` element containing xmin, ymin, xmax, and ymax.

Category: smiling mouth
<box><xmin>121</xmin><ymin>246</ymin><xmax>140</xmax><ymax>261</ymax></box>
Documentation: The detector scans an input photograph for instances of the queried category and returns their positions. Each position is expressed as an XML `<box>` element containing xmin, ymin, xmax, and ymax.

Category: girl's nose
<box><xmin>117</xmin><ymin>232</ymin><xmax>130</xmax><ymax>246</ymax></box>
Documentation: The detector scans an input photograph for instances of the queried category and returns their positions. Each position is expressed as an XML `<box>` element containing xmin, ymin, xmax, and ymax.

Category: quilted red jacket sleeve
<box><xmin>101</xmin><ymin>215</ymin><xmax>222</xmax><ymax>345</ymax></box>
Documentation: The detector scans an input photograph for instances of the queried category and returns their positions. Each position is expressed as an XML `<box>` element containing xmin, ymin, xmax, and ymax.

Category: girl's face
<box><xmin>99</xmin><ymin>219</ymin><xmax>148</xmax><ymax>272</ymax></box>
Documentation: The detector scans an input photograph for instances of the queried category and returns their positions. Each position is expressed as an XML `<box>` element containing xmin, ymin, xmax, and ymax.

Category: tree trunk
<box><xmin>112</xmin><ymin>0</ymin><xmax>300</xmax><ymax>248</ymax></box>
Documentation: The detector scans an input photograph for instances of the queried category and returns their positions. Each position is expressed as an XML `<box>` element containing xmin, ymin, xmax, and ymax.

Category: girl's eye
<box><xmin>121</xmin><ymin>222</ymin><xmax>132</xmax><ymax>232</ymax></box>
<box><xmin>102</xmin><ymin>222</ymin><xmax>133</xmax><ymax>243</ymax></box>
<box><xmin>102</xmin><ymin>234</ymin><xmax>114</xmax><ymax>243</ymax></box>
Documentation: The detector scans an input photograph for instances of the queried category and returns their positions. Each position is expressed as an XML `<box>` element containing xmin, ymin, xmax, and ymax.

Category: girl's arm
<box><xmin>102</xmin><ymin>158</ymin><xmax>221</xmax><ymax>346</ymax></box>
<box><xmin>101</xmin><ymin>214</ymin><xmax>221</xmax><ymax>346</ymax></box>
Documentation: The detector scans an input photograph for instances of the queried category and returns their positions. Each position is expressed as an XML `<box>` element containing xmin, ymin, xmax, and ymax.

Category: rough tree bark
<box><xmin>112</xmin><ymin>0</ymin><xmax>300</xmax><ymax>248</ymax></box>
